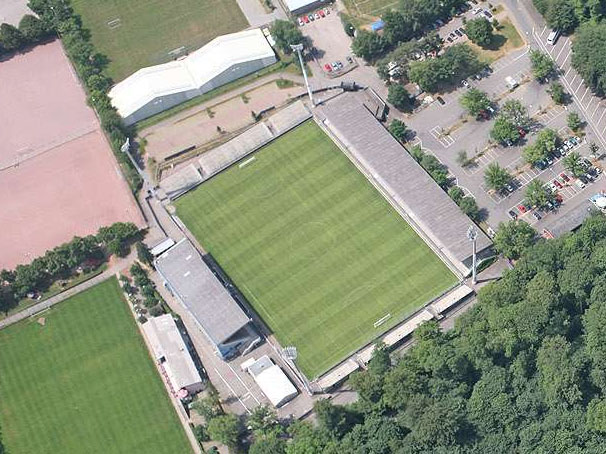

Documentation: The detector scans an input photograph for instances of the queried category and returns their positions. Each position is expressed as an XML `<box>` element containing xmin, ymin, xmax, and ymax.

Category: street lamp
<box><xmin>467</xmin><ymin>225</ymin><xmax>478</xmax><ymax>285</ymax></box>
<box><xmin>290</xmin><ymin>43</ymin><xmax>314</xmax><ymax>107</ymax></box>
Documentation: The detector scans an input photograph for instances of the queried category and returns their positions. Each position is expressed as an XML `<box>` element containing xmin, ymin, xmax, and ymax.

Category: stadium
<box><xmin>169</xmin><ymin>95</ymin><xmax>491</xmax><ymax>380</ymax></box>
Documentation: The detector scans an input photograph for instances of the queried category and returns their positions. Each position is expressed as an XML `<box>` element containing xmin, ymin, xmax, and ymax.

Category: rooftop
<box><xmin>155</xmin><ymin>239</ymin><xmax>250</xmax><ymax>346</ymax></box>
<box><xmin>109</xmin><ymin>29</ymin><xmax>275</xmax><ymax>119</ymax></box>
<box><xmin>142</xmin><ymin>314</ymin><xmax>202</xmax><ymax>391</ymax></box>
<box><xmin>318</xmin><ymin>94</ymin><xmax>492</xmax><ymax>274</ymax></box>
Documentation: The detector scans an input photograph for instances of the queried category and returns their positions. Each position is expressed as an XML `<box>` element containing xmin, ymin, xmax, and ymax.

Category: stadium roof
<box><xmin>318</xmin><ymin>94</ymin><xmax>492</xmax><ymax>275</ymax></box>
<box><xmin>155</xmin><ymin>239</ymin><xmax>250</xmax><ymax>346</ymax></box>
<box><xmin>142</xmin><ymin>314</ymin><xmax>202</xmax><ymax>392</ymax></box>
<box><xmin>109</xmin><ymin>29</ymin><xmax>275</xmax><ymax>119</ymax></box>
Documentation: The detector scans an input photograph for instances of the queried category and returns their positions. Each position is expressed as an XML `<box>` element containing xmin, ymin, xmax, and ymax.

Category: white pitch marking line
<box><xmin>574</xmin><ymin>83</ymin><xmax>584</xmax><ymax>95</ymax></box>
<box><xmin>213</xmin><ymin>367</ymin><xmax>252</xmax><ymax>414</ymax></box>
<box><xmin>570</xmin><ymin>74</ymin><xmax>577</xmax><ymax>85</ymax></box>
<box><xmin>541</xmin><ymin>25</ymin><xmax>547</xmax><ymax>35</ymax></box>
<box><xmin>564</xmin><ymin>67</ymin><xmax>573</xmax><ymax>78</ymax></box>
<box><xmin>592</xmin><ymin>104</ymin><xmax>602</xmax><ymax>119</ymax></box>
<box><xmin>596</xmin><ymin>109</ymin><xmax>606</xmax><ymax>126</ymax></box>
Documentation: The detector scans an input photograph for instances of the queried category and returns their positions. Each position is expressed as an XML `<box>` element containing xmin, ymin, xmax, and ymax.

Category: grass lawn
<box><xmin>469</xmin><ymin>18</ymin><xmax>525</xmax><ymax>64</ymax></box>
<box><xmin>71</xmin><ymin>0</ymin><xmax>249</xmax><ymax>81</ymax></box>
<box><xmin>342</xmin><ymin>0</ymin><xmax>398</xmax><ymax>24</ymax></box>
<box><xmin>175</xmin><ymin>121</ymin><xmax>456</xmax><ymax>378</ymax></box>
<box><xmin>0</xmin><ymin>278</ymin><xmax>191</xmax><ymax>453</ymax></box>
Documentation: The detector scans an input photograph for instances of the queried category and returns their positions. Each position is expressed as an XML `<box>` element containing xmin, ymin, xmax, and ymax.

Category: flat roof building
<box><xmin>318</xmin><ymin>94</ymin><xmax>492</xmax><ymax>276</ymax></box>
<box><xmin>155</xmin><ymin>239</ymin><xmax>259</xmax><ymax>359</ymax></box>
<box><xmin>109</xmin><ymin>29</ymin><xmax>276</xmax><ymax>125</ymax></box>
<box><xmin>284</xmin><ymin>0</ymin><xmax>329</xmax><ymax>15</ymax></box>
<box><xmin>142</xmin><ymin>314</ymin><xmax>204</xmax><ymax>396</ymax></box>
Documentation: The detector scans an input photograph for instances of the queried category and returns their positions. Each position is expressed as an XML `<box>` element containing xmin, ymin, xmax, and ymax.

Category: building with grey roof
<box><xmin>318</xmin><ymin>94</ymin><xmax>492</xmax><ymax>276</ymax></box>
<box><xmin>155</xmin><ymin>239</ymin><xmax>259</xmax><ymax>359</ymax></box>
<box><xmin>142</xmin><ymin>314</ymin><xmax>204</xmax><ymax>396</ymax></box>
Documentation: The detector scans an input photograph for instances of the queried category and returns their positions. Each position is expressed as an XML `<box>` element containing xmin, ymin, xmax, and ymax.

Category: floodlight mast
<box><xmin>467</xmin><ymin>226</ymin><xmax>478</xmax><ymax>285</ymax></box>
<box><xmin>290</xmin><ymin>43</ymin><xmax>314</xmax><ymax>107</ymax></box>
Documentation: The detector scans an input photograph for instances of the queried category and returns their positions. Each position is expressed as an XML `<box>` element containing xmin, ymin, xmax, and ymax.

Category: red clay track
<box><xmin>0</xmin><ymin>40</ymin><xmax>144</xmax><ymax>269</ymax></box>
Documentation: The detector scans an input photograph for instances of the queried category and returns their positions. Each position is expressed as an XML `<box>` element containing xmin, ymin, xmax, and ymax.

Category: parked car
<box><xmin>314</xmin><ymin>12</ymin><xmax>320</xmax><ymax>19</ymax></box>
<box><xmin>473</xmin><ymin>7</ymin><xmax>482</xmax><ymax>14</ymax></box>
<box><xmin>575</xmin><ymin>179</ymin><xmax>586</xmax><ymax>189</ymax></box>
<box><xmin>303</xmin><ymin>15</ymin><xmax>310</xmax><ymax>23</ymax></box>
<box><xmin>308</xmin><ymin>14</ymin><xmax>314</xmax><ymax>21</ymax></box>
<box><xmin>533</xmin><ymin>211</ymin><xmax>542</xmax><ymax>220</ymax></box>
<box><xmin>437</xmin><ymin>96</ymin><xmax>446</xmax><ymax>105</ymax></box>
<box><xmin>324</xmin><ymin>63</ymin><xmax>332</xmax><ymax>72</ymax></box>
<box><xmin>298</xmin><ymin>17</ymin><xmax>304</xmax><ymax>26</ymax></box>
<box><xmin>555</xmin><ymin>193</ymin><xmax>564</xmax><ymax>203</ymax></box>
<box><xmin>346</xmin><ymin>56</ymin><xmax>353</xmax><ymax>64</ymax></box>
<box><xmin>336</xmin><ymin>60</ymin><xmax>343</xmax><ymax>69</ymax></box>
<box><xmin>461</xmin><ymin>79</ymin><xmax>470</xmax><ymax>88</ymax></box>
<box><xmin>459</xmin><ymin>27</ymin><xmax>466</xmax><ymax>35</ymax></box>
<box><xmin>560</xmin><ymin>172</ymin><xmax>570</xmax><ymax>182</ymax></box>
<box><xmin>508</xmin><ymin>210</ymin><xmax>518</xmax><ymax>219</ymax></box>
<box><xmin>483</xmin><ymin>10</ymin><xmax>493</xmax><ymax>18</ymax></box>
<box><xmin>518</xmin><ymin>204</ymin><xmax>528</xmax><ymax>213</ymax></box>
<box><xmin>518</xmin><ymin>127</ymin><xmax>526</xmax><ymax>137</ymax></box>
<box><xmin>455</xmin><ymin>29</ymin><xmax>463</xmax><ymax>37</ymax></box>
<box><xmin>324</xmin><ymin>8</ymin><xmax>330</xmax><ymax>14</ymax></box>
<box><xmin>553</xmin><ymin>179</ymin><xmax>563</xmax><ymax>189</ymax></box>
<box><xmin>318</xmin><ymin>9</ymin><xmax>325</xmax><ymax>17</ymax></box>
<box><xmin>447</xmin><ymin>36</ymin><xmax>454</xmax><ymax>42</ymax></box>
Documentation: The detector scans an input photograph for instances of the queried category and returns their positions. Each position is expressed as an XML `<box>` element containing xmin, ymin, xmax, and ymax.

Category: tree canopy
<box><xmin>529</xmin><ymin>49</ymin><xmax>555</xmax><ymax>81</ymax></box>
<box><xmin>270</xmin><ymin>20</ymin><xmax>304</xmax><ymax>54</ymax></box>
<box><xmin>484</xmin><ymin>162</ymin><xmax>512</xmax><ymax>191</ymax></box>
<box><xmin>465</xmin><ymin>18</ymin><xmax>494</xmax><ymax>47</ymax></box>
<box><xmin>525</xmin><ymin>179</ymin><xmax>556</xmax><ymax>208</ymax></box>
<box><xmin>460</xmin><ymin>88</ymin><xmax>491</xmax><ymax>117</ymax></box>
<box><xmin>571</xmin><ymin>22</ymin><xmax>606</xmax><ymax>97</ymax></box>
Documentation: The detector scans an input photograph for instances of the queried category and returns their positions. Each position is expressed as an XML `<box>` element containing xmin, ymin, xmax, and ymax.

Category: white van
<box><xmin>547</xmin><ymin>29</ymin><xmax>560</xmax><ymax>45</ymax></box>
<box><xmin>575</xmin><ymin>179</ymin><xmax>586</xmax><ymax>189</ymax></box>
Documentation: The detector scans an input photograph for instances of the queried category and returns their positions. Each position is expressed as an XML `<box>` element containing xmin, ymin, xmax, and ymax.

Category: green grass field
<box><xmin>342</xmin><ymin>0</ymin><xmax>399</xmax><ymax>23</ymax></box>
<box><xmin>0</xmin><ymin>278</ymin><xmax>191</xmax><ymax>453</ymax></box>
<box><xmin>175</xmin><ymin>121</ymin><xmax>456</xmax><ymax>378</ymax></box>
<box><xmin>71</xmin><ymin>0</ymin><xmax>249</xmax><ymax>81</ymax></box>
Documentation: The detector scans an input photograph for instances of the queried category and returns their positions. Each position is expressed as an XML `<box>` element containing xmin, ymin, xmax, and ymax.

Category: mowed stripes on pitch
<box><xmin>176</xmin><ymin>121</ymin><xmax>456</xmax><ymax>378</ymax></box>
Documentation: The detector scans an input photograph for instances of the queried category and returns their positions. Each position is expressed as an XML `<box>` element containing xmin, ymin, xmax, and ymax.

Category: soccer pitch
<box><xmin>71</xmin><ymin>0</ymin><xmax>249</xmax><ymax>81</ymax></box>
<box><xmin>0</xmin><ymin>278</ymin><xmax>191</xmax><ymax>453</ymax></box>
<box><xmin>175</xmin><ymin>121</ymin><xmax>457</xmax><ymax>378</ymax></box>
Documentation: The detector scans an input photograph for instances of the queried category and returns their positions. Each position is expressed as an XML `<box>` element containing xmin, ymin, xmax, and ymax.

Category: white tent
<box><xmin>247</xmin><ymin>356</ymin><xmax>297</xmax><ymax>407</ymax></box>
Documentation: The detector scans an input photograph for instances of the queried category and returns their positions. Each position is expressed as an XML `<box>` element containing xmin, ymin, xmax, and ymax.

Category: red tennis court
<box><xmin>0</xmin><ymin>40</ymin><xmax>144</xmax><ymax>269</ymax></box>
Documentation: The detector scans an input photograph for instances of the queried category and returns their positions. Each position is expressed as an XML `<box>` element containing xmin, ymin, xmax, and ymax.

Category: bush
<box><xmin>193</xmin><ymin>424</ymin><xmax>210</xmax><ymax>444</ymax></box>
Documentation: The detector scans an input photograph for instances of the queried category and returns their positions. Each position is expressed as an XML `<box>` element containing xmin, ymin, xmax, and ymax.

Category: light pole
<box><xmin>290</xmin><ymin>43</ymin><xmax>314</xmax><ymax>107</ymax></box>
<box><xmin>467</xmin><ymin>225</ymin><xmax>478</xmax><ymax>285</ymax></box>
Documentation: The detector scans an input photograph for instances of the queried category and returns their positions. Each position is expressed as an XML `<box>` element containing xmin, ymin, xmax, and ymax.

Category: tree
<box><xmin>500</xmin><ymin>100</ymin><xmax>530</xmax><ymax>129</ymax></box>
<box><xmin>459</xmin><ymin>196</ymin><xmax>481</xmax><ymax>221</ymax></box>
<box><xmin>250</xmin><ymin>435</ymin><xmax>286</xmax><ymax>454</ymax></box>
<box><xmin>136</xmin><ymin>242</ymin><xmax>153</xmax><ymax>266</ymax></box>
<box><xmin>448</xmin><ymin>186</ymin><xmax>465</xmax><ymax>204</ymax></box>
<box><xmin>525</xmin><ymin>179</ymin><xmax>555</xmax><ymax>208</ymax></box>
<box><xmin>545</xmin><ymin>0</ymin><xmax>578</xmax><ymax>33</ymax></box>
<box><xmin>0</xmin><ymin>23</ymin><xmax>25</xmax><ymax>51</ymax></box>
<box><xmin>522</xmin><ymin>143</ymin><xmax>547</xmax><ymax>166</ymax></box>
<box><xmin>529</xmin><ymin>49</ymin><xmax>555</xmax><ymax>81</ymax></box>
<box><xmin>247</xmin><ymin>406</ymin><xmax>281</xmax><ymax>438</ymax></box>
<box><xmin>460</xmin><ymin>88</ymin><xmax>491</xmax><ymax>117</ymax></box>
<box><xmin>207</xmin><ymin>414</ymin><xmax>241</xmax><ymax>448</ymax></box>
<box><xmin>563</xmin><ymin>151</ymin><xmax>586</xmax><ymax>176</ymax></box>
<box><xmin>352</xmin><ymin>30</ymin><xmax>387</xmax><ymax>62</ymax></box>
<box><xmin>456</xmin><ymin>150</ymin><xmax>472</xmax><ymax>167</ymax></box>
<box><xmin>270</xmin><ymin>20</ymin><xmax>304</xmax><ymax>54</ymax></box>
<box><xmin>572</xmin><ymin>22</ymin><xmax>606</xmax><ymax>96</ymax></box>
<box><xmin>493</xmin><ymin>220</ymin><xmax>536</xmax><ymax>259</ymax></box>
<box><xmin>382</xmin><ymin>10</ymin><xmax>412</xmax><ymax>45</ymax></box>
<box><xmin>18</xmin><ymin>14</ymin><xmax>50</xmax><ymax>43</ymax></box>
<box><xmin>567</xmin><ymin>111</ymin><xmax>582</xmax><ymax>131</ymax></box>
<box><xmin>314</xmin><ymin>399</ymin><xmax>359</xmax><ymax>438</ymax></box>
<box><xmin>484</xmin><ymin>162</ymin><xmax>512</xmax><ymax>191</ymax></box>
<box><xmin>388</xmin><ymin>119</ymin><xmax>409</xmax><ymax>142</ymax></box>
<box><xmin>387</xmin><ymin>84</ymin><xmax>413</xmax><ymax>112</ymax></box>
<box><xmin>537</xmin><ymin>335</ymin><xmax>583</xmax><ymax>408</ymax></box>
<box><xmin>465</xmin><ymin>18</ymin><xmax>494</xmax><ymax>47</ymax></box>
<box><xmin>523</xmin><ymin>128</ymin><xmax>558</xmax><ymax>165</ymax></box>
<box><xmin>548</xmin><ymin>81</ymin><xmax>567</xmax><ymax>104</ymax></box>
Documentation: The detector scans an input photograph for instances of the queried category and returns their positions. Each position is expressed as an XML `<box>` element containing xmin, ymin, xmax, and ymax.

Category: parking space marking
<box><xmin>555</xmin><ymin>45</ymin><xmax>568</xmax><ymax>64</ymax></box>
<box><xmin>580</xmin><ymin>87</ymin><xmax>590</xmax><ymax>103</ymax></box>
<box><xmin>430</xmin><ymin>126</ymin><xmax>455</xmax><ymax>148</ymax></box>
<box><xmin>597</xmin><ymin>109</ymin><xmax>606</xmax><ymax>126</ymax></box>
<box><xmin>591</xmin><ymin>103</ymin><xmax>601</xmax><ymax>119</ymax></box>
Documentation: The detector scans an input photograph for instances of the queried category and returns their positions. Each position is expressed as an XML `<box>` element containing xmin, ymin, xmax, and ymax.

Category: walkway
<box><xmin>0</xmin><ymin>252</ymin><xmax>135</xmax><ymax>330</ymax></box>
<box><xmin>236</xmin><ymin>0</ymin><xmax>287</xmax><ymax>28</ymax></box>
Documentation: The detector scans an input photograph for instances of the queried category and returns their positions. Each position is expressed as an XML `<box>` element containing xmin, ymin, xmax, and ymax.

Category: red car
<box><xmin>303</xmin><ymin>15</ymin><xmax>310</xmax><ymax>23</ymax></box>
<box><xmin>324</xmin><ymin>63</ymin><xmax>332</xmax><ymax>72</ymax></box>
<box><xmin>518</xmin><ymin>127</ymin><xmax>527</xmax><ymax>137</ymax></box>
<box><xmin>555</xmin><ymin>193</ymin><xmax>564</xmax><ymax>203</ymax></box>
<box><xmin>553</xmin><ymin>179</ymin><xmax>563</xmax><ymax>189</ymax></box>
<box><xmin>319</xmin><ymin>9</ymin><xmax>325</xmax><ymax>17</ymax></box>
<box><xmin>518</xmin><ymin>204</ymin><xmax>527</xmax><ymax>213</ymax></box>
<box><xmin>560</xmin><ymin>172</ymin><xmax>570</xmax><ymax>182</ymax></box>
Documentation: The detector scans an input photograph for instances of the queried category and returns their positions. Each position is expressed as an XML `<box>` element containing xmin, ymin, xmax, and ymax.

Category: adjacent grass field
<box><xmin>175</xmin><ymin>121</ymin><xmax>456</xmax><ymax>378</ymax></box>
<box><xmin>342</xmin><ymin>0</ymin><xmax>398</xmax><ymax>23</ymax></box>
<box><xmin>0</xmin><ymin>278</ymin><xmax>191</xmax><ymax>454</ymax></box>
<box><xmin>71</xmin><ymin>0</ymin><xmax>249</xmax><ymax>81</ymax></box>
<box><xmin>468</xmin><ymin>18</ymin><xmax>525</xmax><ymax>64</ymax></box>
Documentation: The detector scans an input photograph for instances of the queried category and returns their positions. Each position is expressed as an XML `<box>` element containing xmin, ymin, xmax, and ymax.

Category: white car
<box><xmin>473</xmin><ymin>7</ymin><xmax>482</xmax><ymax>14</ymax></box>
<box><xmin>298</xmin><ymin>17</ymin><xmax>304</xmax><ymax>26</ymax></box>
<box><xmin>461</xmin><ymin>79</ymin><xmax>470</xmax><ymax>88</ymax></box>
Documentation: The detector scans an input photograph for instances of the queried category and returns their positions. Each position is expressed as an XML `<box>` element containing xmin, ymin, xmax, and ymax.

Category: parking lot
<box><xmin>297</xmin><ymin>6</ymin><xmax>358</xmax><ymax>78</ymax></box>
<box><xmin>402</xmin><ymin>10</ymin><xmax>605</xmax><ymax>237</ymax></box>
